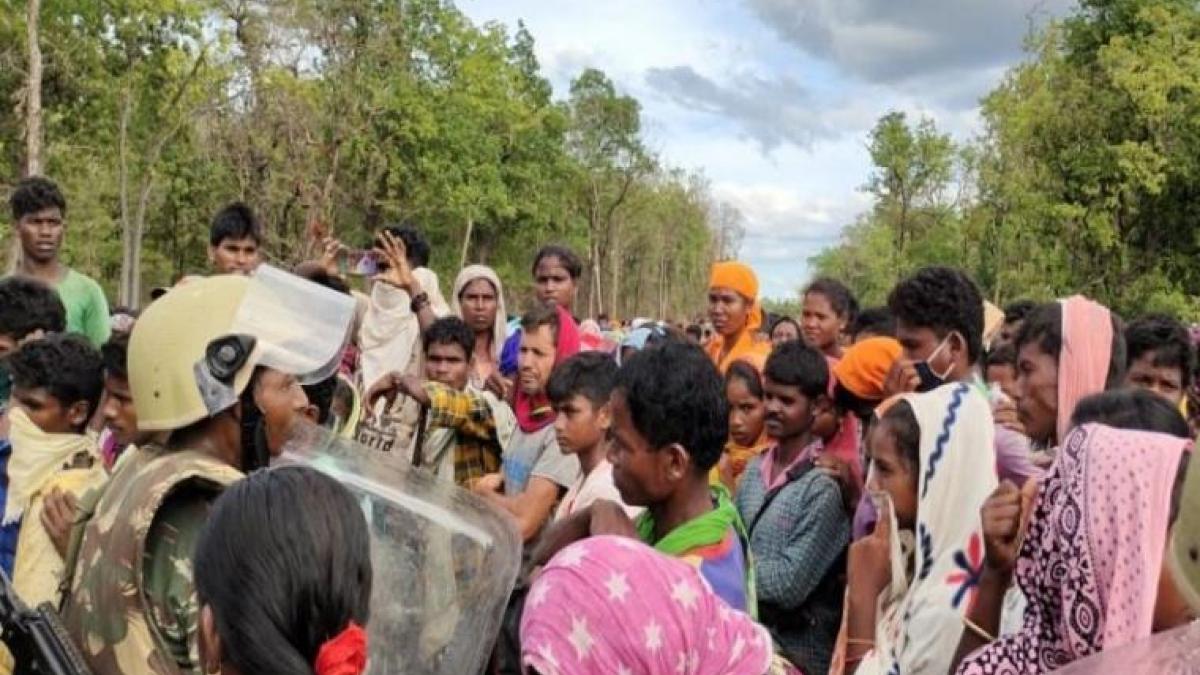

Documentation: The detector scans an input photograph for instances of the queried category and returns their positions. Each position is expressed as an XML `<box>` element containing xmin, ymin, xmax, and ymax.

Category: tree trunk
<box><xmin>24</xmin><ymin>0</ymin><xmax>42</xmax><ymax>176</ymax></box>
<box><xmin>609</xmin><ymin>220</ymin><xmax>621</xmax><ymax>319</ymax></box>
<box><xmin>459</xmin><ymin>217</ymin><xmax>474</xmax><ymax>270</ymax></box>
<box><xmin>118</xmin><ymin>88</ymin><xmax>135</xmax><ymax>306</ymax></box>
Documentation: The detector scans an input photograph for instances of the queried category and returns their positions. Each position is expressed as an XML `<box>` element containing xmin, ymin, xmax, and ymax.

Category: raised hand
<box><xmin>848</xmin><ymin>494</ymin><xmax>894</xmax><ymax>599</ymax></box>
<box><xmin>981</xmin><ymin>478</ymin><xmax>1038</xmax><ymax>576</ymax></box>
<box><xmin>372</xmin><ymin>230</ymin><xmax>418</xmax><ymax>292</ymax></box>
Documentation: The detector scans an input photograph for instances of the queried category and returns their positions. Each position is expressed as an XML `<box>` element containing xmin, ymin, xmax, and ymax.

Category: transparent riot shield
<box><xmin>279</xmin><ymin>421</ymin><xmax>521</xmax><ymax>674</ymax></box>
<box><xmin>1050</xmin><ymin>621</ymin><xmax>1200</xmax><ymax>674</ymax></box>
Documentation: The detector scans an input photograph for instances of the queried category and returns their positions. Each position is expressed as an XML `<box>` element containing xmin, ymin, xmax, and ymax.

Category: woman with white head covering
<box><xmin>450</xmin><ymin>265</ymin><xmax>508</xmax><ymax>390</ymax></box>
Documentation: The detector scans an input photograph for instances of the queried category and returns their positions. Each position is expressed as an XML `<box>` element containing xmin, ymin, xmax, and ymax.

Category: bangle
<box><xmin>846</xmin><ymin>638</ymin><xmax>875</xmax><ymax>648</ymax></box>
<box><xmin>963</xmin><ymin>616</ymin><xmax>995</xmax><ymax>643</ymax></box>
<box><xmin>410</xmin><ymin>291</ymin><xmax>430</xmax><ymax>314</ymax></box>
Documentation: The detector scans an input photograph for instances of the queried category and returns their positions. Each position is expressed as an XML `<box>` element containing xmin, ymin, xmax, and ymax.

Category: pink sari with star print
<box><xmin>520</xmin><ymin>536</ymin><xmax>789</xmax><ymax>675</ymax></box>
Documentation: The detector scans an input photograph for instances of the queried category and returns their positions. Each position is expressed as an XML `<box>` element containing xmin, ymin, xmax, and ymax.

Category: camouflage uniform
<box><xmin>59</xmin><ymin>445</ymin><xmax>242</xmax><ymax>675</ymax></box>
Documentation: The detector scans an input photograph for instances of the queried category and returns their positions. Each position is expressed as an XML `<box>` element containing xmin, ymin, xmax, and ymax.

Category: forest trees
<box><xmin>1</xmin><ymin>0</ymin><xmax>737</xmax><ymax>319</ymax></box>
<box><xmin>812</xmin><ymin>0</ymin><xmax>1200</xmax><ymax>321</ymax></box>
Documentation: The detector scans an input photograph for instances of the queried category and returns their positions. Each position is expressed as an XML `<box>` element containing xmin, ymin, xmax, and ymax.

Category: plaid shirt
<box><xmin>424</xmin><ymin>382</ymin><xmax>503</xmax><ymax>486</ymax></box>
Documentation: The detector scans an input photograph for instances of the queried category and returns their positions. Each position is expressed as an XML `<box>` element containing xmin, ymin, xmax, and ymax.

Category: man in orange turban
<box><xmin>705</xmin><ymin>262</ymin><xmax>771</xmax><ymax>374</ymax></box>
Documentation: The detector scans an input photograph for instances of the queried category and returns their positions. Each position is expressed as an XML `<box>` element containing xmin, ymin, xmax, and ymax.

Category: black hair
<box><xmin>380</xmin><ymin>224</ymin><xmax>431</xmax><ymax>268</ymax></box>
<box><xmin>1014</xmin><ymin>302</ymin><xmax>1127</xmax><ymax>389</ymax></box>
<box><xmin>1003</xmin><ymin>300</ymin><xmax>1037</xmax><ymax>325</ymax></box>
<box><xmin>769</xmin><ymin>316</ymin><xmax>801</xmax><ymax>341</ymax></box>
<box><xmin>879</xmin><ymin>399</ymin><xmax>920</xmax><ymax>471</ymax></box>
<box><xmin>763</xmin><ymin>339</ymin><xmax>829</xmax><ymax>400</ymax></box>
<box><xmin>9</xmin><ymin>176</ymin><xmax>66</xmax><ymax>221</ymax></box>
<box><xmin>194</xmin><ymin>466</ymin><xmax>372</xmax><ymax>675</ymax></box>
<box><xmin>101</xmin><ymin>332</ymin><xmax>130</xmax><ymax>381</ymax></box>
<box><xmin>685</xmin><ymin>324</ymin><xmax>703</xmax><ymax>341</ymax></box>
<box><xmin>804</xmin><ymin>277</ymin><xmax>859</xmax><ymax>322</ymax></box>
<box><xmin>0</xmin><ymin>276</ymin><xmax>66</xmax><ymax>341</ymax></box>
<box><xmin>615</xmin><ymin>338</ymin><xmax>728</xmax><ymax>473</ymax></box>
<box><xmin>8</xmin><ymin>333</ymin><xmax>103</xmax><ymax>421</ymax></box>
<box><xmin>520</xmin><ymin>303</ymin><xmax>561</xmax><ymax>343</ymax></box>
<box><xmin>547</xmin><ymin>351</ymin><xmax>618</xmax><ymax>408</ymax></box>
<box><xmin>985</xmin><ymin>343</ymin><xmax>1017</xmax><ymax>370</ymax></box>
<box><xmin>1070</xmin><ymin>389</ymin><xmax>1190</xmax><ymax>439</ymax></box>
<box><xmin>887</xmin><ymin>266</ymin><xmax>985</xmax><ymax>365</ymax></box>
<box><xmin>532</xmin><ymin>245</ymin><xmax>583</xmax><ymax>280</ymax></box>
<box><xmin>1125</xmin><ymin>314</ymin><xmax>1194</xmax><ymax>391</ymax></box>
<box><xmin>210</xmin><ymin>202</ymin><xmax>262</xmax><ymax>247</ymax></box>
<box><xmin>852</xmin><ymin>307</ymin><xmax>895</xmax><ymax>339</ymax></box>
<box><xmin>725</xmin><ymin>360</ymin><xmax>764</xmax><ymax>400</ymax></box>
<box><xmin>302</xmin><ymin>376</ymin><xmax>337</xmax><ymax>427</ymax></box>
<box><xmin>423</xmin><ymin>316</ymin><xmax>475</xmax><ymax>358</ymax></box>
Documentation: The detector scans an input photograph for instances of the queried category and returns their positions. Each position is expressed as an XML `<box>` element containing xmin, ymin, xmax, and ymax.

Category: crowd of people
<box><xmin>1</xmin><ymin>173</ymin><xmax>1199</xmax><ymax>674</ymax></box>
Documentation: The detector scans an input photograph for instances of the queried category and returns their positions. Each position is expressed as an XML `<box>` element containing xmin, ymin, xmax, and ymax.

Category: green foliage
<box><xmin>812</xmin><ymin>0</ymin><xmax>1200</xmax><ymax>323</ymax></box>
<box><xmin>2</xmin><ymin>0</ymin><xmax>729</xmax><ymax>318</ymax></box>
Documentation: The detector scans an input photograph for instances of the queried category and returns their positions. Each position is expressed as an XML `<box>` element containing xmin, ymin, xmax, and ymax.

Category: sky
<box><xmin>460</xmin><ymin>0</ymin><xmax>1073</xmax><ymax>299</ymax></box>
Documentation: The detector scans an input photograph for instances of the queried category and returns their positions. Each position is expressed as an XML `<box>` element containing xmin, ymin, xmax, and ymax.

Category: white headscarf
<box><xmin>856</xmin><ymin>382</ymin><xmax>997</xmax><ymax>675</ymax></box>
<box><xmin>449</xmin><ymin>265</ymin><xmax>507</xmax><ymax>364</ymax></box>
<box><xmin>358</xmin><ymin>267</ymin><xmax>449</xmax><ymax>392</ymax></box>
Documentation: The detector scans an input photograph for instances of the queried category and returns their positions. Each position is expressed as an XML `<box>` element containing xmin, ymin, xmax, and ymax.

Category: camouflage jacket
<box><xmin>59</xmin><ymin>446</ymin><xmax>242</xmax><ymax>675</ymax></box>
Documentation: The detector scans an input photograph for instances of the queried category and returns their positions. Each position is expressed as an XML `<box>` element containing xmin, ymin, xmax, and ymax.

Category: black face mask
<box><xmin>914</xmin><ymin>334</ymin><xmax>955</xmax><ymax>393</ymax></box>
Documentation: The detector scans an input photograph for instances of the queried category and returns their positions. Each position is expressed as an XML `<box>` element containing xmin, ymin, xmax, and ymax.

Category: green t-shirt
<box><xmin>57</xmin><ymin>269</ymin><xmax>110</xmax><ymax>346</ymax></box>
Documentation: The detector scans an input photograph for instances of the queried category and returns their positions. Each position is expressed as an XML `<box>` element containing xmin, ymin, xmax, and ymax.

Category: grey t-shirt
<box><xmin>502</xmin><ymin>424</ymin><xmax>579</xmax><ymax>496</ymax></box>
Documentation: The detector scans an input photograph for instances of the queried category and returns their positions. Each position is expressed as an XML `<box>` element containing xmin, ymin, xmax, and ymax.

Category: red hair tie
<box><xmin>314</xmin><ymin>622</ymin><xmax>368</xmax><ymax>675</ymax></box>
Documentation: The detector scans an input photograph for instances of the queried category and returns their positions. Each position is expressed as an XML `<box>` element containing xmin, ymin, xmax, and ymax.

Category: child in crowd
<box><xmin>736</xmin><ymin>341</ymin><xmax>848</xmax><ymax>674</ymax></box>
<box><xmin>1122</xmin><ymin>313</ymin><xmax>1194</xmax><ymax>410</ymax></box>
<box><xmin>5</xmin><ymin>334</ymin><xmax>106</xmax><ymax>608</ymax></box>
<box><xmin>984</xmin><ymin>343</ymin><xmax>1019</xmax><ymax>402</ymax></box>
<box><xmin>715</xmin><ymin>361</ymin><xmax>770</xmax><ymax>492</ymax></box>
<box><xmin>368</xmin><ymin>317</ymin><xmax>514</xmax><ymax>487</ymax></box>
<box><xmin>546</xmin><ymin>352</ymin><xmax>638</xmax><ymax>519</ymax></box>
<box><xmin>841</xmin><ymin>385</ymin><xmax>997</xmax><ymax>674</ymax></box>
<box><xmin>534</xmin><ymin>338</ymin><xmax>755</xmax><ymax>616</ymax></box>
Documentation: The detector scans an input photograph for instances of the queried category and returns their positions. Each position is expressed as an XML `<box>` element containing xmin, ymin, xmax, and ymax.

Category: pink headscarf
<box><xmin>1056</xmin><ymin>296</ymin><xmax>1113</xmax><ymax>443</ymax></box>
<box><xmin>515</xmin><ymin>305</ymin><xmax>581</xmax><ymax>433</ymax></box>
<box><xmin>521</xmin><ymin>536</ymin><xmax>777</xmax><ymax>675</ymax></box>
<box><xmin>957</xmin><ymin>424</ymin><xmax>1190</xmax><ymax>674</ymax></box>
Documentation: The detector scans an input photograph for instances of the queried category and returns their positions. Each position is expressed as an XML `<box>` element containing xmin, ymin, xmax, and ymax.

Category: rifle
<box><xmin>0</xmin><ymin>568</ymin><xmax>91</xmax><ymax>675</ymax></box>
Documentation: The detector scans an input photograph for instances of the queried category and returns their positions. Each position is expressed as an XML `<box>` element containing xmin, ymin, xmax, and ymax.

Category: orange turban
<box><xmin>832</xmin><ymin>337</ymin><xmax>902</xmax><ymax>401</ymax></box>
<box><xmin>709</xmin><ymin>262</ymin><xmax>763</xmax><ymax>333</ymax></box>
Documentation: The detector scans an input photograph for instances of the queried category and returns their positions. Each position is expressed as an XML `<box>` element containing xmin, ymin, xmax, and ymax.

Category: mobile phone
<box><xmin>344</xmin><ymin>249</ymin><xmax>379</xmax><ymax>276</ymax></box>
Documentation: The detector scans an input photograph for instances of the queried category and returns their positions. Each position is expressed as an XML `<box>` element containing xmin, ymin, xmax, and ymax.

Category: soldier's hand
<box><xmin>41</xmin><ymin>488</ymin><xmax>78</xmax><ymax>559</ymax></box>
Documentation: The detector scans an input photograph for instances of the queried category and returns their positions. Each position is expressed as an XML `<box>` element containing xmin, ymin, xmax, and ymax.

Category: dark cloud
<box><xmin>644</xmin><ymin>66</ymin><xmax>840</xmax><ymax>151</ymax></box>
<box><xmin>745</xmin><ymin>0</ymin><xmax>1073</xmax><ymax>85</ymax></box>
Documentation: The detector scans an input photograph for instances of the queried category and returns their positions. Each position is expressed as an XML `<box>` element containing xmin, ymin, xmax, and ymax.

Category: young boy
<box><xmin>735</xmin><ymin>340</ymin><xmax>848</xmax><ymax>674</ymax></box>
<box><xmin>8</xmin><ymin>177</ymin><xmax>109</xmax><ymax>347</ymax></box>
<box><xmin>5</xmin><ymin>334</ymin><xmax>105</xmax><ymax>606</ymax></box>
<box><xmin>0</xmin><ymin>277</ymin><xmax>66</xmax><ymax>575</ymax></box>
<box><xmin>533</xmin><ymin>337</ymin><xmax>754</xmax><ymax>615</ymax></box>
<box><xmin>545</xmin><ymin>352</ymin><xmax>638</xmax><ymax>519</ymax></box>
<box><xmin>367</xmin><ymin>316</ymin><xmax>513</xmax><ymax>488</ymax></box>
<box><xmin>984</xmin><ymin>342</ymin><xmax>1019</xmax><ymax>402</ymax></box>
<box><xmin>208</xmin><ymin>202</ymin><xmax>263</xmax><ymax>275</ymax></box>
<box><xmin>1123</xmin><ymin>313</ymin><xmax>1194</xmax><ymax>409</ymax></box>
